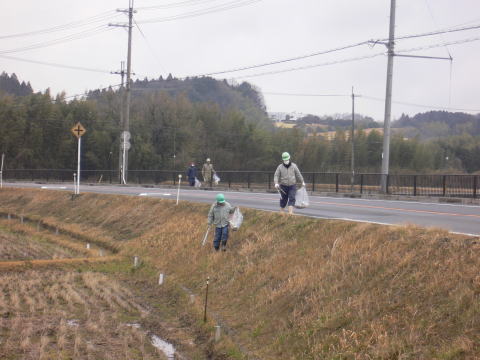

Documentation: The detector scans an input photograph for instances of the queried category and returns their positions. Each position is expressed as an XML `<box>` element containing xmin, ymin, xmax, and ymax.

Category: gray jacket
<box><xmin>208</xmin><ymin>201</ymin><xmax>234</xmax><ymax>228</ymax></box>
<box><xmin>274</xmin><ymin>162</ymin><xmax>304</xmax><ymax>186</ymax></box>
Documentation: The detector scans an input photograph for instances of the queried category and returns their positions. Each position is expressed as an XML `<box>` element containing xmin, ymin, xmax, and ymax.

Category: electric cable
<box><xmin>0</xmin><ymin>54</ymin><xmax>111</xmax><ymax>73</ymax></box>
<box><xmin>137</xmin><ymin>0</ymin><xmax>263</xmax><ymax>23</ymax></box>
<box><xmin>0</xmin><ymin>25</ymin><xmax>114</xmax><ymax>55</ymax></box>
<box><xmin>361</xmin><ymin>95</ymin><xmax>480</xmax><ymax>113</ymax></box>
<box><xmin>137</xmin><ymin>0</ymin><xmax>225</xmax><ymax>11</ymax></box>
<box><xmin>0</xmin><ymin>11</ymin><xmax>120</xmax><ymax>40</ymax></box>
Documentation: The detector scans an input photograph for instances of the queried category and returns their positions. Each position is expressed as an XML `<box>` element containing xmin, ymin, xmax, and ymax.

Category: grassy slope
<box><xmin>0</xmin><ymin>188</ymin><xmax>479</xmax><ymax>359</ymax></box>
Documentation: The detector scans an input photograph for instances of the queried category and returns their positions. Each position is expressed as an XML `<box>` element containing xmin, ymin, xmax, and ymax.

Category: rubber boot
<box><xmin>288</xmin><ymin>206</ymin><xmax>294</xmax><ymax>215</ymax></box>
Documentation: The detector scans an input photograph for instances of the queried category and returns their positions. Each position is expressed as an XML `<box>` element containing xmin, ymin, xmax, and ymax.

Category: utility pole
<box><xmin>380</xmin><ymin>0</ymin><xmax>396</xmax><ymax>194</ymax></box>
<box><xmin>351</xmin><ymin>87</ymin><xmax>355</xmax><ymax>193</ymax></box>
<box><xmin>111</xmin><ymin>61</ymin><xmax>125</xmax><ymax>183</ymax></box>
<box><xmin>110</xmin><ymin>0</ymin><xmax>135</xmax><ymax>184</ymax></box>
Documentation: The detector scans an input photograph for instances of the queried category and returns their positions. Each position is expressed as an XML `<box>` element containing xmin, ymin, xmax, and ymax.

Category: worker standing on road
<box><xmin>207</xmin><ymin>193</ymin><xmax>235</xmax><ymax>251</ymax></box>
<box><xmin>187</xmin><ymin>162</ymin><xmax>197</xmax><ymax>187</ymax></box>
<box><xmin>274</xmin><ymin>152</ymin><xmax>305</xmax><ymax>215</ymax></box>
<box><xmin>202</xmin><ymin>158</ymin><xmax>215</xmax><ymax>186</ymax></box>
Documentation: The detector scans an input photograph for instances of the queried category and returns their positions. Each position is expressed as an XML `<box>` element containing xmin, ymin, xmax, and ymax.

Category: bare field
<box><xmin>0</xmin><ymin>226</ymin><xmax>80</xmax><ymax>261</ymax></box>
<box><xmin>0</xmin><ymin>270</ymin><xmax>167</xmax><ymax>360</ymax></box>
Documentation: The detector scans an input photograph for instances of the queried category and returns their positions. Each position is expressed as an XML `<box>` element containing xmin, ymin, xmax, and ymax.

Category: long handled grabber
<box><xmin>202</xmin><ymin>225</ymin><xmax>211</xmax><ymax>246</ymax></box>
<box><xmin>276</xmin><ymin>186</ymin><xmax>286</xmax><ymax>197</ymax></box>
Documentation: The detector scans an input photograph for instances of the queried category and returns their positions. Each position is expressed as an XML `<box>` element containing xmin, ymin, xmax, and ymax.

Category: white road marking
<box><xmin>139</xmin><ymin>193</ymin><xmax>171</xmax><ymax>196</ymax></box>
<box><xmin>41</xmin><ymin>186</ymin><xmax>67</xmax><ymax>189</ymax></box>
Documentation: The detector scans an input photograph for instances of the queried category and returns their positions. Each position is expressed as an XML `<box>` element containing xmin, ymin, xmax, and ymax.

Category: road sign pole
<box><xmin>122</xmin><ymin>140</ymin><xmax>127</xmax><ymax>185</ymax></box>
<box><xmin>77</xmin><ymin>137</ymin><xmax>81</xmax><ymax>195</ymax></box>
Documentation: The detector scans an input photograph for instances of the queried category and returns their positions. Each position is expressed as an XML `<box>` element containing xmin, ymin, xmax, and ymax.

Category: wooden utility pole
<box><xmin>380</xmin><ymin>0</ymin><xmax>396</xmax><ymax>194</ymax></box>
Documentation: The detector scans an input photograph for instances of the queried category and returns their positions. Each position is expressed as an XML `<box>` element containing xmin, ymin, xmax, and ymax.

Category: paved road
<box><xmin>4</xmin><ymin>182</ymin><xmax>480</xmax><ymax>236</ymax></box>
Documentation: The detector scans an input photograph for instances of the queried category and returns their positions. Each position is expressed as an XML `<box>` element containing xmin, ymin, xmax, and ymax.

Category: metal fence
<box><xmin>3</xmin><ymin>169</ymin><xmax>479</xmax><ymax>199</ymax></box>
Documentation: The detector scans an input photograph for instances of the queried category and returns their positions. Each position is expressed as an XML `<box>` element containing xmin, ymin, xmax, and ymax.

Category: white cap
<box><xmin>206</xmin><ymin>158</ymin><xmax>211</xmax><ymax>162</ymax></box>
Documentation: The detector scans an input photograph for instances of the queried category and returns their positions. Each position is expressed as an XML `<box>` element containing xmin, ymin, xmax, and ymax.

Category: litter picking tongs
<box><xmin>202</xmin><ymin>225</ymin><xmax>211</xmax><ymax>246</ymax></box>
<box><xmin>277</xmin><ymin>186</ymin><xmax>287</xmax><ymax>196</ymax></box>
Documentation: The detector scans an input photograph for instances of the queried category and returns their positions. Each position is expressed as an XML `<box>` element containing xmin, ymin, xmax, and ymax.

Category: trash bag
<box><xmin>213</xmin><ymin>173</ymin><xmax>220</xmax><ymax>185</ymax></box>
<box><xmin>295</xmin><ymin>186</ymin><xmax>309</xmax><ymax>209</ymax></box>
<box><xmin>194</xmin><ymin>177</ymin><xmax>202</xmax><ymax>187</ymax></box>
<box><xmin>229</xmin><ymin>207</ymin><xmax>243</xmax><ymax>231</ymax></box>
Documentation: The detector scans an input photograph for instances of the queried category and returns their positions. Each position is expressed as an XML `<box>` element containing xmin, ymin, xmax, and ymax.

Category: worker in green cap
<box><xmin>274</xmin><ymin>152</ymin><xmax>305</xmax><ymax>215</ymax></box>
<box><xmin>207</xmin><ymin>193</ymin><xmax>236</xmax><ymax>251</ymax></box>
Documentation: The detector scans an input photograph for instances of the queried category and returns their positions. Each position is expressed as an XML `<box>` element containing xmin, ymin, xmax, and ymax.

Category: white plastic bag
<box><xmin>213</xmin><ymin>173</ymin><xmax>220</xmax><ymax>185</ymax></box>
<box><xmin>229</xmin><ymin>207</ymin><xmax>243</xmax><ymax>231</ymax></box>
<box><xmin>295</xmin><ymin>187</ymin><xmax>309</xmax><ymax>209</ymax></box>
<box><xmin>194</xmin><ymin>177</ymin><xmax>202</xmax><ymax>187</ymax></box>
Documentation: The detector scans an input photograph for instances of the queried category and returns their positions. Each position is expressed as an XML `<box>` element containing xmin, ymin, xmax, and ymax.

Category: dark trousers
<box><xmin>214</xmin><ymin>226</ymin><xmax>229</xmax><ymax>250</ymax></box>
<box><xmin>279</xmin><ymin>184</ymin><xmax>296</xmax><ymax>208</ymax></box>
<box><xmin>189</xmin><ymin>178</ymin><xmax>195</xmax><ymax>186</ymax></box>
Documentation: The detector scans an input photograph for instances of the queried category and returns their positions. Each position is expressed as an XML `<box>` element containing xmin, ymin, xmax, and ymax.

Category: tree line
<box><xmin>0</xmin><ymin>73</ymin><xmax>479</xmax><ymax>174</ymax></box>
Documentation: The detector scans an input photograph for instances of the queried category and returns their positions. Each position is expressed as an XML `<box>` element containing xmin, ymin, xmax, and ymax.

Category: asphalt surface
<box><xmin>4</xmin><ymin>182</ymin><xmax>480</xmax><ymax>236</ymax></box>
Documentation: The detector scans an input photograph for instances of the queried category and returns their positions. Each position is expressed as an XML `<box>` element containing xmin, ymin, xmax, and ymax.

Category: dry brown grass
<box><xmin>0</xmin><ymin>270</ymin><xmax>167</xmax><ymax>359</ymax></box>
<box><xmin>1</xmin><ymin>187</ymin><xmax>480</xmax><ymax>359</ymax></box>
<box><xmin>0</xmin><ymin>224</ymin><xmax>80</xmax><ymax>261</ymax></box>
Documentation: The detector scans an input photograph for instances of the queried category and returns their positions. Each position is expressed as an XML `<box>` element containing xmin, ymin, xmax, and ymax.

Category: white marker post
<box><xmin>176</xmin><ymin>174</ymin><xmax>182</xmax><ymax>205</ymax></box>
<box><xmin>73</xmin><ymin>173</ymin><xmax>77</xmax><ymax>195</ymax></box>
<box><xmin>77</xmin><ymin>137</ymin><xmax>81</xmax><ymax>194</ymax></box>
<box><xmin>0</xmin><ymin>153</ymin><xmax>4</xmax><ymax>189</ymax></box>
<box><xmin>71</xmin><ymin>123</ymin><xmax>86</xmax><ymax>195</ymax></box>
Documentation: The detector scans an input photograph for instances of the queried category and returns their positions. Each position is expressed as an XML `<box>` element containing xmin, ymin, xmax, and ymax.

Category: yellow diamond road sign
<box><xmin>71</xmin><ymin>122</ymin><xmax>86</xmax><ymax>138</ymax></box>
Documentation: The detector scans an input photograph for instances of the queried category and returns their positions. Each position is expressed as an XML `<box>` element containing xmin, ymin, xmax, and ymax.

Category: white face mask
<box><xmin>283</xmin><ymin>160</ymin><xmax>290</xmax><ymax>165</ymax></box>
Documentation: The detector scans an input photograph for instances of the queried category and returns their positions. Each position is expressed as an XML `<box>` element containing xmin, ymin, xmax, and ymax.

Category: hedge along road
<box><xmin>4</xmin><ymin>182</ymin><xmax>480</xmax><ymax>237</ymax></box>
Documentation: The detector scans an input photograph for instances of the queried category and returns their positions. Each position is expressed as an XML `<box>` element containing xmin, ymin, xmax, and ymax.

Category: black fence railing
<box><xmin>2</xmin><ymin>169</ymin><xmax>479</xmax><ymax>199</ymax></box>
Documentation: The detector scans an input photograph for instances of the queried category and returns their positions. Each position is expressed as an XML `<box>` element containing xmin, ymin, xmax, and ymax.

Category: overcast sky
<box><xmin>1</xmin><ymin>0</ymin><xmax>479</xmax><ymax>120</ymax></box>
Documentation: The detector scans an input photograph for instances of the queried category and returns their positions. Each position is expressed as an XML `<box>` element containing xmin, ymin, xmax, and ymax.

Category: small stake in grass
<box><xmin>7</xmin><ymin>214</ymin><xmax>10</xmax><ymax>220</ymax></box>
<box><xmin>99</xmin><ymin>249</ymin><xmax>104</xmax><ymax>257</ymax></box>
<box><xmin>176</xmin><ymin>174</ymin><xmax>182</xmax><ymax>205</ymax></box>
<box><xmin>158</xmin><ymin>273</ymin><xmax>164</xmax><ymax>285</ymax></box>
<box><xmin>37</xmin><ymin>221</ymin><xmax>41</xmax><ymax>231</ymax></box>
<box><xmin>20</xmin><ymin>215</ymin><xmax>24</xmax><ymax>224</ymax></box>
<box><xmin>86</xmin><ymin>243</ymin><xmax>90</xmax><ymax>250</ymax></box>
<box><xmin>134</xmin><ymin>256</ymin><xmax>139</xmax><ymax>267</ymax></box>
<box><xmin>203</xmin><ymin>276</ymin><xmax>210</xmax><ymax>323</ymax></box>
<box><xmin>55</xmin><ymin>227</ymin><xmax>59</xmax><ymax>235</ymax></box>
<box><xmin>189</xmin><ymin>294</ymin><xmax>195</xmax><ymax>304</ymax></box>
<box><xmin>214</xmin><ymin>325</ymin><xmax>221</xmax><ymax>342</ymax></box>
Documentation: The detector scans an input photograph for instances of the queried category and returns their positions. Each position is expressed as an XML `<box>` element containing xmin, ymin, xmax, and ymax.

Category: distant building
<box><xmin>269</xmin><ymin>111</ymin><xmax>305</xmax><ymax>122</ymax></box>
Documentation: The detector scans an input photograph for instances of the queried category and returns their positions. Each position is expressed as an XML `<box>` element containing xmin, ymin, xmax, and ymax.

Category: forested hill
<box><xmin>88</xmin><ymin>75</ymin><xmax>269</xmax><ymax>127</ymax></box>
<box><xmin>394</xmin><ymin>111</ymin><xmax>480</xmax><ymax>139</ymax></box>
<box><xmin>0</xmin><ymin>72</ymin><xmax>33</xmax><ymax>97</ymax></box>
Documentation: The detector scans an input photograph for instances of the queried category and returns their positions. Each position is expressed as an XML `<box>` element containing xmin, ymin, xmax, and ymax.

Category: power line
<box><xmin>137</xmin><ymin>0</ymin><xmax>263</xmax><ymax>24</ymax></box>
<box><xmin>231</xmin><ymin>36</ymin><xmax>480</xmax><ymax>80</ymax></box>
<box><xmin>264</xmin><ymin>92</ymin><xmax>349</xmax><ymax>97</ymax></box>
<box><xmin>384</xmin><ymin>23</ymin><xmax>480</xmax><ymax>42</ymax></box>
<box><xmin>179</xmin><ymin>23</ymin><xmax>480</xmax><ymax>79</ymax></box>
<box><xmin>198</xmin><ymin>41</ymin><xmax>371</xmax><ymax>77</ymax></box>
<box><xmin>0</xmin><ymin>11</ymin><xmax>119</xmax><ymax>40</ymax></box>
<box><xmin>362</xmin><ymin>95</ymin><xmax>480</xmax><ymax>113</ymax></box>
<box><xmin>137</xmin><ymin>0</ymin><xmax>224</xmax><ymax>10</ymax></box>
<box><xmin>0</xmin><ymin>25</ymin><xmax>114</xmax><ymax>55</ymax></box>
<box><xmin>0</xmin><ymin>54</ymin><xmax>111</xmax><ymax>74</ymax></box>
<box><xmin>134</xmin><ymin>19</ymin><xmax>168</xmax><ymax>75</ymax></box>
